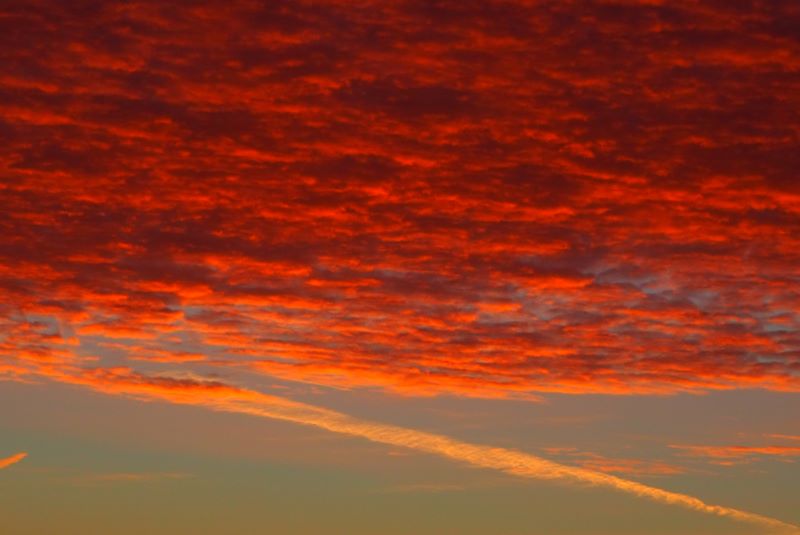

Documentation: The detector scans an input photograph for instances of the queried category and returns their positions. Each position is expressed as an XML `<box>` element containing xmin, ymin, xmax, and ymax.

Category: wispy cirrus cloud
<box><xmin>541</xmin><ymin>447</ymin><xmax>685</xmax><ymax>477</ymax></box>
<box><xmin>671</xmin><ymin>443</ymin><xmax>800</xmax><ymax>466</ymax></box>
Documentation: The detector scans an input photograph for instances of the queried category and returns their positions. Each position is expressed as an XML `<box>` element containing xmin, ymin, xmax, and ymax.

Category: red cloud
<box><xmin>1</xmin><ymin>0</ymin><xmax>799</xmax><ymax>399</ymax></box>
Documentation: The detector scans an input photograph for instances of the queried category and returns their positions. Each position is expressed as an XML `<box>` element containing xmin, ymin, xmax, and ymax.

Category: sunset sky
<box><xmin>1</xmin><ymin>1</ymin><xmax>799</xmax><ymax>534</ymax></box>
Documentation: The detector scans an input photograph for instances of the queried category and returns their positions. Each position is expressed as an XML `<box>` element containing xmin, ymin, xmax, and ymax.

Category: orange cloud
<box><xmin>671</xmin><ymin>443</ymin><xmax>800</xmax><ymax>466</ymax></box>
<box><xmin>0</xmin><ymin>452</ymin><xmax>28</xmax><ymax>470</ymax></box>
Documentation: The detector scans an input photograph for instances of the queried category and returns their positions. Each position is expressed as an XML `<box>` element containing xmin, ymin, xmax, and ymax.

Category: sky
<box><xmin>1</xmin><ymin>0</ymin><xmax>799</xmax><ymax>533</ymax></box>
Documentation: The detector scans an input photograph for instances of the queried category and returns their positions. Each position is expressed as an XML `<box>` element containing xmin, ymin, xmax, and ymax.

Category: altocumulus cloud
<box><xmin>1</xmin><ymin>0</ymin><xmax>799</xmax><ymax>399</ymax></box>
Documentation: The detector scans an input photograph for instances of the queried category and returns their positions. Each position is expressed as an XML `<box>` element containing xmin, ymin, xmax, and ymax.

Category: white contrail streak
<box><xmin>197</xmin><ymin>393</ymin><xmax>799</xmax><ymax>534</ymax></box>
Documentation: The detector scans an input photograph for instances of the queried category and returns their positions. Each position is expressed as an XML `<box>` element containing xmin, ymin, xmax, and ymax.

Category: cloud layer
<box><xmin>1</xmin><ymin>0</ymin><xmax>799</xmax><ymax>399</ymax></box>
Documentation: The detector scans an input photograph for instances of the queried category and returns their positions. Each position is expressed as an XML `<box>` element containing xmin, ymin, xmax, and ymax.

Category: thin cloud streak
<box><xmin>41</xmin><ymin>367</ymin><xmax>800</xmax><ymax>532</ymax></box>
<box><xmin>203</xmin><ymin>393</ymin><xmax>798</xmax><ymax>533</ymax></box>
<box><xmin>0</xmin><ymin>452</ymin><xmax>28</xmax><ymax>470</ymax></box>
<box><xmin>670</xmin><ymin>443</ymin><xmax>800</xmax><ymax>465</ymax></box>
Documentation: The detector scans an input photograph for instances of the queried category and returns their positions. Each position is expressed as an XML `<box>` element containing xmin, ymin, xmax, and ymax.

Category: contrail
<box><xmin>198</xmin><ymin>393</ymin><xmax>799</xmax><ymax>534</ymax></box>
<box><xmin>70</xmin><ymin>370</ymin><xmax>799</xmax><ymax>533</ymax></box>
<box><xmin>0</xmin><ymin>452</ymin><xmax>27</xmax><ymax>470</ymax></box>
